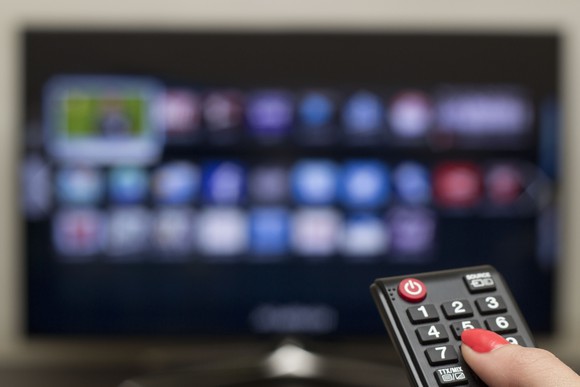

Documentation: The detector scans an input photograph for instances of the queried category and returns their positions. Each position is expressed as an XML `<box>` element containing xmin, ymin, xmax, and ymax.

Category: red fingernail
<box><xmin>461</xmin><ymin>328</ymin><xmax>509</xmax><ymax>353</ymax></box>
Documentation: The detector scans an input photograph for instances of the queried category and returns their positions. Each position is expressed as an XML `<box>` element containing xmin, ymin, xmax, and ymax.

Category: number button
<box><xmin>407</xmin><ymin>304</ymin><xmax>439</xmax><ymax>324</ymax></box>
<box><xmin>504</xmin><ymin>335</ymin><xmax>527</xmax><ymax>346</ymax></box>
<box><xmin>475</xmin><ymin>296</ymin><xmax>507</xmax><ymax>315</ymax></box>
<box><xmin>441</xmin><ymin>300</ymin><xmax>473</xmax><ymax>319</ymax></box>
<box><xmin>416</xmin><ymin>324</ymin><xmax>449</xmax><ymax>344</ymax></box>
<box><xmin>450</xmin><ymin>320</ymin><xmax>482</xmax><ymax>339</ymax></box>
<box><xmin>485</xmin><ymin>315</ymin><xmax>517</xmax><ymax>334</ymax></box>
<box><xmin>425</xmin><ymin>345</ymin><xmax>459</xmax><ymax>366</ymax></box>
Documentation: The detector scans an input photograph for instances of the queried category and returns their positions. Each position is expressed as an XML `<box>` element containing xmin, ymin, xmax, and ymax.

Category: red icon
<box><xmin>398</xmin><ymin>278</ymin><xmax>427</xmax><ymax>302</ymax></box>
<box><xmin>433</xmin><ymin>162</ymin><xmax>483</xmax><ymax>208</ymax></box>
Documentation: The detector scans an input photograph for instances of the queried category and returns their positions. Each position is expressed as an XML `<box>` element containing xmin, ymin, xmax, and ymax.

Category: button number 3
<box><xmin>486</xmin><ymin>296</ymin><xmax>499</xmax><ymax>309</ymax></box>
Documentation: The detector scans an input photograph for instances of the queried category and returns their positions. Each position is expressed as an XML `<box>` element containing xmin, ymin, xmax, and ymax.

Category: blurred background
<box><xmin>1</xmin><ymin>1</ymin><xmax>580</xmax><ymax>386</ymax></box>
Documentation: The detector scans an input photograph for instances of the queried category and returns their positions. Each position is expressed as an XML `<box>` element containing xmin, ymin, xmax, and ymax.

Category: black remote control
<box><xmin>370</xmin><ymin>265</ymin><xmax>535</xmax><ymax>386</ymax></box>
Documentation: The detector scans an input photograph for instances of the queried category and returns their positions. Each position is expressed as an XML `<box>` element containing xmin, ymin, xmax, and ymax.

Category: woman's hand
<box><xmin>461</xmin><ymin>329</ymin><xmax>580</xmax><ymax>387</ymax></box>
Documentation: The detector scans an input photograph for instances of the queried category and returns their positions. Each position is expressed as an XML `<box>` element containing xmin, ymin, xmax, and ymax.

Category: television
<box><xmin>21</xmin><ymin>31</ymin><xmax>559</xmax><ymax>338</ymax></box>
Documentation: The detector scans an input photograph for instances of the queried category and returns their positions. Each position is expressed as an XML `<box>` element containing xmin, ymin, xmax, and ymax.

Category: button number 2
<box><xmin>452</xmin><ymin>301</ymin><xmax>466</xmax><ymax>314</ymax></box>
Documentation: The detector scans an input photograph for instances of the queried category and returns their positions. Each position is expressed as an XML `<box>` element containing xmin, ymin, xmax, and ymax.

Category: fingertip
<box><xmin>461</xmin><ymin>328</ymin><xmax>509</xmax><ymax>353</ymax></box>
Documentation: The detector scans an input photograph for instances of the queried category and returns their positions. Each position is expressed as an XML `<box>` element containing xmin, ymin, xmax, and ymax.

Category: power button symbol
<box><xmin>398</xmin><ymin>278</ymin><xmax>427</xmax><ymax>302</ymax></box>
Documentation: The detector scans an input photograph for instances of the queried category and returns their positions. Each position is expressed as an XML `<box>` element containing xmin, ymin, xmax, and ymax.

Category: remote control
<box><xmin>370</xmin><ymin>265</ymin><xmax>535</xmax><ymax>386</ymax></box>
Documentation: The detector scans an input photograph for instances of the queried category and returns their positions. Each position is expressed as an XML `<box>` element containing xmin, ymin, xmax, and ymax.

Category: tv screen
<box><xmin>21</xmin><ymin>31</ymin><xmax>559</xmax><ymax>336</ymax></box>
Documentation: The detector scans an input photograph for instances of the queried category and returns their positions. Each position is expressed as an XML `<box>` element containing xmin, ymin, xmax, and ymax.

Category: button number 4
<box><xmin>429</xmin><ymin>325</ymin><xmax>441</xmax><ymax>338</ymax></box>
<box><xmin>417</xmin><ymin>324</ymin><xmax>449</xmax><ymax>344</ymax></box>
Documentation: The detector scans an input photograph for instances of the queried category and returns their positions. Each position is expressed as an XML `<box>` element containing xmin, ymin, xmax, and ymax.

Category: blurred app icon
<box><xmin>197</xmin><ymin>208</ymin><xmax>248</xmax><ymax>258</ymax></box>
<box><xmin>249</xmin><ymin>165</ymin><xmax>288</xmax><ymax>203</ymax></box>
<box><xmin>154</xmin><ymin>207</ymin><xmax>195</xmax><ymax>257</ymax></box>
<box><xmin>292</xmin><ymin>160</ymin><xmax>338</xmax><ymax>205</ymax></box>
<box><xmin>22</xmin><ymin>155</ymin><xmax>51</xmax><ymax>219</ymax></box>
<box><xmin>297</xmin><ymin>91</ymin><xmax>336</xmax><ymax>144</ymax></box>
<box><xmin>433</xmin><ymin>162</ymin><xmax>483</xmax><ymax>208</ymax></box>
<box><xmin>388</xmin><ymin>91</ymin><xmax>433</xmax><ymax>140</ymax></box>
<box><xmin>339</xmin><ymin>160</ymin><xmax>389</xmax><ymax>209</ymax></box>
<box><xmin>249</xmin><ymin>207</ymin><xmax>289</xmax><ymax>259</ymax></box>
<box><xmin>341</xmin><ymin>214</ymin><xmax>388</xmax><ymax>260</ymax></box>
<box><xmin>44</xmin><ymin>76</ymin><xmax>163</xmax><ymax>165</ymax></box>
<box><xmin>108</xmin><ymin>166</ymin><xmax>148</xmax><ymax>204</ymax></box>
<box><xmin>291</xmin><ymin>208</ymin><xmax>341</xmax><ymax>259</ymax></box>
<box><xmin>203</xmin><ymin>90</ymin><xmax>244</xmax><ymax>142</ymax></box>
<box><xmin>107</xmin><ymin>207</ymin><xmax>151</xmax><ymax>259</ymax></box>
<box><xmin>342</xmin><ymin>91</ymin><xmax>384</xmax><ymax>140</ymax></box>
<box><xmin>53</xmin><ymin>209</ymin><xmax>105</xmax><ymax>260</ymax></box>
<box><xmin>56</xmin><ymin>166</ymin><xmax>103</xmax><ymax>205</ymax></box>
<box><xmin>435</xmin><ymin>86</ymin><xmax>533</xmax><ymax>148</ymax></box>
<box><xmin>393</xmin><ymin>162</ymin><xmax>431</xmax><ymax>205</ymax></box>
<box><xmin>153</xmin><ymin>162</ymin><xmax>200</xmax><ymax>204</ymax></box>
<box><xmin>202</xmin><ymin>160</ymin><xmax>246</xmax><ymax>204</ymax></box>
<box><xmin>160</xmin><ymin>89</ymin><xmax>201</xmax><ymax>140</ymax></box>
<box><xmin>246</xmin><ymin>90</ymin><xmax>293</xmax><ymax>141</ymax></box>
<box><xmin>485</xmin><ymin>163</ymin><xmax>525</xmax><ymax>206</ymax></box>
<box><xmin>299</xmin><ymin>91</ymin><xmax>335</xmax><ymax>128</ymax></box>
<box><xmin>388</xmin><ymin>207</ymin><xmax>436</xmax><ymax>257</ymax></box>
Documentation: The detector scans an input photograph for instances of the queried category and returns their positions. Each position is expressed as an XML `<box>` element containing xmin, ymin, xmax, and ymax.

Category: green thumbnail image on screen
<box><xmin>62</xmin><ymin>93</ymin><xmax>147</xmax><ymax>138</ymax></box>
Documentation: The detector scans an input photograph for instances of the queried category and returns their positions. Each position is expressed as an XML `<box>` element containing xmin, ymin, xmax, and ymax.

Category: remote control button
<box><xmin>416</xmin><ymin>324</ymin><xmax>449</xmax><ymax>344</ymax></box>
<box><xmin>450</xmin><ymin>320</ymin><xmax>482</xmax><ymax>339</ymax></box>
<box><xmin>441</xmin><ymin>300</ymin><xmax>473</xmax><ymax>319</ymax></box>
<box><xmin>398</xmin><ymin>278</ymin><xmax>427</xmax><ymax>302</ymax></box>
<box><xmin>434</xmin><ymin>365</ymin><xmax>468</xmax><ymax>386</ymax></box>
<box><xmin>485</xmin><ymin>315</ymin><xmax>517</xmax><ymax>334</ymax></box>
<box><xmin>407</xmin><ymin>304</ymin><xmax>439</xmax><ymax>324</ymax></box>
<box><xmin>475</xmin><ymin>295</ymin><xmax>507</xmax><ymax>315</ymax></box>
<box><xmin>504</xmin><ymin>335</ymin><xmax>527</xmax><ymax>346</ymax></box>
<box><xmin>425</xmin><ymin>345</ymin><xmax>459</xmax><ymax>366</ymax></box>
<box><xmin>463</xmin><ymin>272</ymin><xmax>496</xmax><ymax>293</ymax></box>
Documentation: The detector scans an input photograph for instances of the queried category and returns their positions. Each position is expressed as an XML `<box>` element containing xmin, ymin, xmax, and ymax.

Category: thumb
<box><xmin>461</xmin><ymin>329</ymin><xmax>580</xmax><ymax>387</ymax></box>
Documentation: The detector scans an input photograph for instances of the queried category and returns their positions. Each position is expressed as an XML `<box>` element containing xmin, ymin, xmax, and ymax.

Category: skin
<box><xmin>461</xmin><ymin>332</ymin><xmax>580</xmax><ymax>387</ymax></box>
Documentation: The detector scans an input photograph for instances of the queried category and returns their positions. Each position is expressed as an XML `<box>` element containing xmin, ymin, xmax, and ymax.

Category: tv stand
<box><xmin>119</xmin><ymin>339</ymin><xmax>407</xmax><ymax>386</ymax></box>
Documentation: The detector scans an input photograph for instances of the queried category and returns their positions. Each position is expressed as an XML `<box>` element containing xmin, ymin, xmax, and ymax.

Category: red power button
<box><xmin>398</xmin><ymin>278</ymin><xmax>427</xmax><ymax>302</ymax></box>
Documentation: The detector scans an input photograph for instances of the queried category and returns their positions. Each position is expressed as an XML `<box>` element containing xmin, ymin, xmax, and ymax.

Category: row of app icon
<box><xmin>53</xmin><ymin>206</ymin><xmax>436</xmax><ymax>263</ymax></box>
<box><xmin>44</xmin><ymin>77</ymin><xmax>534</xmax><ymax>159</ymax></box>
<box><xmin>49</xmin><ymin>160</ymin><xmax>536</xmax><ymax>210</ymax></box>
<box><xmin>159</xmin><ymin>86</ymin><xmax>533</xmax><ymax>147</ymax></box>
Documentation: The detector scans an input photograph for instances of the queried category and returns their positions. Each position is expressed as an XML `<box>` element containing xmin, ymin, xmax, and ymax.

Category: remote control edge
<box><xmin>371</xmin><ymin>283</ymin><xmax>424</xmax><ymax>387</ymax></box>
